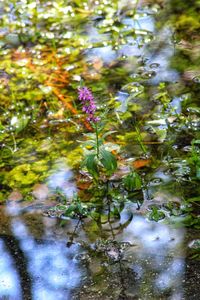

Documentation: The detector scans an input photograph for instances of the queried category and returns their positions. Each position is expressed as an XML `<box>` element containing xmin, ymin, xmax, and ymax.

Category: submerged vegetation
<box><xmin>0</xmin><ymin>0</ymin><xmax>200</xmax><ymax>236</ymax></box>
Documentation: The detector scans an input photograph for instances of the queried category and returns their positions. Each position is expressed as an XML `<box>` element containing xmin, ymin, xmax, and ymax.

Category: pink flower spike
<box><xmin>77</xmin><ymin>86</ymin><xmax>100</xmax><ymax>124</ymax></box>
<box><xmin>78</xmin><ymin>87</ymin><xmax>94</xmax><ymax>102</ymax></box>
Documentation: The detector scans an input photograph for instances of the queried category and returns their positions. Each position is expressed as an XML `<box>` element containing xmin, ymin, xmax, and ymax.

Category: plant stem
<box><xmin>133</xmin><ymin>0</ymin><xmax>140</xmax><ymax>18</ymax></box>
<box><xmin>95</xmin><ymin>122</ymin><xmax>100</xmax><ymax>159</ymax></box>
<box><xmin>135</xmin><ymin>125</ymin><xmax>147</xmax><ymax>154</ymax></box>
<box><xmin>11</xmin><ymin>133</ymin><xmax>17</xmax><ymax>152</ymax></box>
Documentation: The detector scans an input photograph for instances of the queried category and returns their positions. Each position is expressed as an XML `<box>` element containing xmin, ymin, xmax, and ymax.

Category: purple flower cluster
<box><xmin>78</xmin><ymin>87</ymin><xmax>100</xmax><ymax>123</ymax></box>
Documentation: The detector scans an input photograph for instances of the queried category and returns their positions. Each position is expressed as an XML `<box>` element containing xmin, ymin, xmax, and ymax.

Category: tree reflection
<box><xmin>0</xmin><ymin>216</ymin><xmax>83</xmax><ymax>299</ymax></box>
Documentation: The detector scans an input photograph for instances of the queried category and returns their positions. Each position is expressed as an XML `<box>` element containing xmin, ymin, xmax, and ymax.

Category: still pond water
<box><xmin>0</xmin><ymin>0</ymin><xmax>200</xmax><ymax>299</ymax></box>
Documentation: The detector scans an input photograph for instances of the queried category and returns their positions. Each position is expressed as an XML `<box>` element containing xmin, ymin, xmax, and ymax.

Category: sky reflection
<box><xmin>0</xmin><ymin>239</ymin><xmax>22</xmax><ymax>299</ymax></box>
<box><xmin>47</xmin><ymin>161</ymin><xmax>77</xmax><ymax>199</ymax></box>
<box><xmin>121</xmin><ymin>214</ymin><xmax>185</xmax><ymax>298</ymax></box>
<box><xmin>0</xmin><ymin>216</ymin><xmax>83</xmax><ymax>300</ymax></box>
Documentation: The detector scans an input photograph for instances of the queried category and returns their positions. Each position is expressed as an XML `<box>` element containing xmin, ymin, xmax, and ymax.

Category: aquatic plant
<box><xmin>78</xmin><ymin>87</ymin><xmax>117</xmax><ymax>181</ymax></box>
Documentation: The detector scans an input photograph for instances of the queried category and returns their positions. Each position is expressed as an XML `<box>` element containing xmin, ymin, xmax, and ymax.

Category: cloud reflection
<box><xmin>0</xmin><ymin>215</ymin><xmax>83</xmax><ymax>300</ymax></box>
<box><xmin>122</xmin><ymin>215</ymin><xmax>185</xmax><ymax>298</ymax></box>
<box><xmin>10</xmin><ymin>219</ymin><xmax>82</xmax><ymax>300</ymax></box>
<box><xmin>0</xmin><ymin>239</ymin><xmax>22</xmax><ymax>299</ymax></box>
<box><xmin>47</xmin><ymin>161</ymin><xmax>77</xmax><ymax>199</ymax></box>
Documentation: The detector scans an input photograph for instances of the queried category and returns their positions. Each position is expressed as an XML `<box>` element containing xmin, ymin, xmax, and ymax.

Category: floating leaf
<box><xmin>133</xmin><ymin>159</ymin><xmax>151</xmax><ymax>169</ymax></box>
<box><xmin>149</xmin><ymin>206</ymin><xmax>165</xmax><ymax>222</ymax></box>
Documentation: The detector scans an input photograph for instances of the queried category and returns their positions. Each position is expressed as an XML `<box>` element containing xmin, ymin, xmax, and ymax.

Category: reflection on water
<box><xmin>72</xmin><ymin>211</ymin><xmax>187</xmax><ymax>300</ymax></box>
<box><xmin>0</xmin><ymin>164</ymin><xmax>81</xmax><ymax>300</ymax></box>
<box><xmin>47</xmin><ymin>163</ymin><xmax>77</xmax><ymax>199</ymax></box>
<box><xmin>87</xmin><ymin>46</ymin><xmax>117</xmax><ymax>64</ymax></box>
<box><xmin>122</xmin><ymin>216</ymin><xmax>185</xmax><ymax>299</ymax></box>
<box><xmin>0</xmin><ymin>157</ymin><xmax>197</xmax><ymax>299</ymax></box>
<box><xmin>0</xmin><ymin>240</ymin><xmax>22</xmax><ymax>299</ymax></box>
<box><xmin>0</xmin><ymin>217</ymin><xmax>83</xmax><ymax>300</ymax></box>
<box><xmin>13</xmin><ymin>221</ymin><xmax>81</xmax><ymax>300</ymax></box>
<box><xmin>0</xmin><ymin>193</ymin><xmax>188</xmax><ymax>300</ymax></box>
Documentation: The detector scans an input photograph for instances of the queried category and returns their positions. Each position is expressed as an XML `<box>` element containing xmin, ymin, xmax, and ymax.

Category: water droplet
<box><xmin>130</xmin><ymin>73</ymin><xmax>138</xmax><ymax>79</ymax></box>
<box><xmin>142</xmin><ymin>71</ymin><xmax>156</xmax><ymax>79</ymax></box>
<box><xmin>182</xmin><ymin>146</ymin><xmax>192</xmax><ymax>152</ymax></box>
<box><xmin>150</xmin><ymin>178</ymin><xmax>162</xmax><ymax>185</ymax></box>
<box><xmin>187</xmin><ymin>107</ymin><xmax>200</xmax><ymax>114</ymax></box>
<box><xmin>150</xmin><ymin>63</ymin><xmax>160</xmax><ymax>69</ymax></box>
<box><xmin>172</xmin><ymin>145</ymin><xmax>178</xmax><ymax>150</ymax></box>
<box><xmin>192</xmin><ymin>76</ymin><xmax>200</xmax><ymax>83</ymax></box>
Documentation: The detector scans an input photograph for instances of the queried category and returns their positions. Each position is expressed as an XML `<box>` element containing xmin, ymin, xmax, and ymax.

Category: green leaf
<box><xmin>90</xmin><ymin>211</ymin><xmax>100</xmax><ymax>221</ymax></box>
<box><xmin>102</xmin><ymin>130</ymin><xmax>117</xmax><ymax>139</ymax></box>
<box><xmin>187</xmin><ymin>196</ymin><xmax>200</xmax><ymax>202</ymax></box>
<box><xmin>123</xmin><ymin>172</ymin><xmax>142</xmax><ymax>191</ymax></box>
<box><xmin>0</xmin><ymin>121</ymin><xmax>5</xmax><ymax>131</ymax></box>
<box><xmin>100</xmin><ymin>147</ymin><xmax>117</xmax><ymax>175</ymax></box>
<box><xmin>193</xmin><ymin>140</ymin><xmax>200</xmax><ymax>145</ymax></box>
<box><xmin>112</xmin><ymin>205</ymin><xmax>120</xmax><ymax>218</ymax></box>
<box><xmin>149</xmin><ymin>206</ymin><xmax>165</xmax><ymax>222</ymax></box>
<box><xmin>56</xmin><ymin>204</ymin><xmax>68</xmax><ymax>210</ymax></box>
<box><xmin>11</xmin><ymin>115</ymin><xmax>29</xmax><ymax>133</ymax></box>
<box><xmin>64</xmin><ymin>205</ymin><xmax>76</xmax><ymax>216</ymax></box>
<box><xmin>83</xmin><ymin>154</ymin><xmax>99</xmax><ymax>179</ymax></box>
<box><xmin>82</xmin><ymin>133</ymin><xmax>96</xmax><ymax>139</ymax></box>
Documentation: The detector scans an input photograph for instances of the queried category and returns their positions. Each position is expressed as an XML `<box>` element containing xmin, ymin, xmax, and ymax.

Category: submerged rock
<box><xmin>7</xmin><ymin>190</ymin><xmax>23</xmax><ymax>202</ymax></box>
<box><xmin>32</xmin><ymin>184</ymin><xmax>49</xmax><ymax>201</ymax></box>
